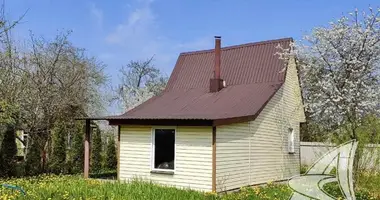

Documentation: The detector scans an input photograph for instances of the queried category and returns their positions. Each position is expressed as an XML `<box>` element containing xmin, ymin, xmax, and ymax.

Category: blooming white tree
<box><xmin>278</xmin><ymin>7</ymin><xmax>380</xmax><ymax>141</ymax></box>
<box><xmin>117</xmin><ymin>56</ymin><xmax>168</xmax><ymax>111</ymax></box>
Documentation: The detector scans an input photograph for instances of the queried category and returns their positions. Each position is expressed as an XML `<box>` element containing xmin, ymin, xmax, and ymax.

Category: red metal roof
<box><xmin>112</xmin><ymin>38</ymin><xmax>291</xmax><ymax>122</ymax></box>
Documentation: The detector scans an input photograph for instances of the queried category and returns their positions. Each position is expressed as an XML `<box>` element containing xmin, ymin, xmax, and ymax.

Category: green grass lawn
<box><xmin>0</xmin><ymin>174</ymin><xmax>378</xmax><ymax>200</ymax></box>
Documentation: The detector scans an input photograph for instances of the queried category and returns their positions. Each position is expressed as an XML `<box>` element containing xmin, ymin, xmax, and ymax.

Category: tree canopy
<box><xmin>278</xmin><ymin>7</ymin><xmax>380</xmax><ymax>141</ymax></box>
<box><xmin>116</xmin><ymin>56</ymin><xmax>168</xmax><ymax>111</ymax></box>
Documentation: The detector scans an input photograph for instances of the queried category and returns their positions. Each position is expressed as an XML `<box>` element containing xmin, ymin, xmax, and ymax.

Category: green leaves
<box><xmin>49</xmin><ymin>121</ymin><xmax>68</xmax><ymax>174</ymax></box>
<box><xmin>67</xmin><ymin>122</ymin><xmax>84</xmax><ymax>174</ymax></box>
<box><xmin>91</xmin><ymin>127</ymin><xmax>102</xmax><ymax>173</ymax></box>
<box><xmin>0</xmin><ymin>101</ymin><xmax>19</xmax><ymax>127</ymax></box>
<box><xmin>105</xmin><ymin>135</ymin><xmax>117</xmax><ymax>170</ymax></box>
<box><xmin>0</xmin><ymin>126</ymin><xmax>18</xmax><ymax>177</ymax></box>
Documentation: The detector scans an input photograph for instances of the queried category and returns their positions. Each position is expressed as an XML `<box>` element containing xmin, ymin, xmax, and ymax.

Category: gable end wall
<box><xmin>216</xmin><ymin>58</ymin><xmax>303</xmax><ymax>191</ymax></box>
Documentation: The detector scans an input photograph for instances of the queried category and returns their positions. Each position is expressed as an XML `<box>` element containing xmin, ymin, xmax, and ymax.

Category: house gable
<box><xmin>105</xmin><ymin>38</ymin><xmax>293</xmax><ymax>125</ymax></box>
<box><xmin>215</xmin><ymin>57</ymin><xmax>304</xmax><ymax>191</ymax></box>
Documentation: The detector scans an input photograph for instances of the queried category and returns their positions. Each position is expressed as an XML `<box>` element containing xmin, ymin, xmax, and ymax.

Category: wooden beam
<box><xmin>212</xmin><ymin>126</ymin><xmax>216</xmax><ymax>192</ymax></box>
<box><xmin>84</xmin><ymin>119</ymin><xmax>90</xmax><ymax>179</ymax></box>
<box><xmin>117</xmin><ymin>125</ymin><xmax>121</xmax><ymax>180</ymax></box>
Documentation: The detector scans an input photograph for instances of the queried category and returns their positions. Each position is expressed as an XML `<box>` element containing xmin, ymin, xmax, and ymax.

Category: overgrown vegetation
<box><xmin>67</xmin><ymin>122</ymin><xmax>84</xmax><ymax>174</ymax></box>
<box><xmin>323</xmin><ymin>172</ymin><xmax>380</xmax><ymax>199</ymax></box>
<box><xmin>0</xmin><ymin>126</ymin><xmax>17</xmax><ymax>177</ymax></box>
<box><xmin>24</xmin><ymin>140</ymin><xmax>42</xmax><ymax>176</ymax></box>
<box><xmin>91</xmin><ymin>128</ymin><xmax>103</xmax><ymax>173</ymax></box>
<box><xmin>105</xmin><ymin>135</ymin><xmax>117</xmax><ymax>170</ymax></box>
<box><xmin>0</xmin><ymin>2</ymin><xmax>167</xmax><ymax>177</ymax></box>
<box><xmin>49</xmin><ymin>122</ymin><xmax>67</xmax><ymax>174</ymax></box>
<box><xmin>0</xmin><ymin>175</ymin><xmax>378</xmax><ymax>200</ymax></box>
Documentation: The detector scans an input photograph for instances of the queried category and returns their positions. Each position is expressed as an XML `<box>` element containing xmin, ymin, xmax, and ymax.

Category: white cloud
<box><xmin>105</xmin><ymin>0</ymin><xmax>155</xmax><ymax>45</ymax></box>
<box><xmin>104</xmin><ymin>0</ymin><xmax>170</xmax><ymax>71</ymax></box>
<box><xmin>103</xmin><ymin>0</ymin><xmax>213</xmax><ymax>75</ymax></box>
<box><xmin>90</xmin><ymin>3</ymin><xmax>103</xmax><ymax>28</ymax></box>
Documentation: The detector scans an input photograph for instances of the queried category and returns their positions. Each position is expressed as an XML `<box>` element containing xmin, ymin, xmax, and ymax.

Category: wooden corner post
<box><xmin>212</xmin><ymin>126</ymin><xmax>216</xmax><ymax>192</ymax></box>
<box><xmin>117</xmin><ymin>125</ymin><xmax>121</xmax><ymax>180</ymax></box>
<box><xmin>84</xmin><ymin>119</ymin><xmax>90</xmax><ymax>179</ymax></box>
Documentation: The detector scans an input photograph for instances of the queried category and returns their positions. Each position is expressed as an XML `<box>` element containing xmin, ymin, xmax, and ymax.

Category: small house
<box><xmin>83</xmin><ymin>37</ymin><xmax>306</xmax><ymax>192</ymax></box>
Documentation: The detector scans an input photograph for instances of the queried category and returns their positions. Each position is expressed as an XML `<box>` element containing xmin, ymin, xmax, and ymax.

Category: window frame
<box><xmin>288</xmin><ymin>127</ymin><xmax>295</xmax><ymax>154</ymax></box>
<box><xmin>151</xmin><ymin>127</ymin><xmax>177</xmax><ymax>173</ymax></box>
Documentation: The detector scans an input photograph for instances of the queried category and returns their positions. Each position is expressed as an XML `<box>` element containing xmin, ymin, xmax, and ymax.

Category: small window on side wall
<box><xmin>288</xmin><ymin>128</ymin><xmax>295</xmax><ymax>154</ymax></box>
<box><xmin>152</xmin><ymin>129</ymin><xmax>175</xmax><ymax>171</ymax></box>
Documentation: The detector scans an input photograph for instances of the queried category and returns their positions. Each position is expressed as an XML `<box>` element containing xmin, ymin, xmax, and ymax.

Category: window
<box><xmin>152</xmin><ymin>128</ymin><xmax>175</xmax><ymax>171</ymax></box>
<box><xmin>288</xmin><ymin>128</ymin><xmax>295</xmax><ymax>153</ymax></box>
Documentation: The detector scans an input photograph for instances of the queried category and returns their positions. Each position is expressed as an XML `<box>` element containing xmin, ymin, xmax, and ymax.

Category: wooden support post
<box><xmin>117</xmin><ymin>125</ymin><xmax>121</xmax><ymax>180</ymax></box>
<box><xmin>212</xmin><ymin>126</ymin><xmax>216</xmax><ymax>192</ymax></box>
<box><xmin>84</xmin><ymin>119</ymin><xmax>90</xmax><ymax>179</ymax></box>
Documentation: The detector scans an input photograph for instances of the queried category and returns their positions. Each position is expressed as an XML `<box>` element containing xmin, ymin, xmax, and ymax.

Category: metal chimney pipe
<box><xmin>214</xmin><ymin>36</ymin><xmax>221</xmax><ymax>79</ymax></box>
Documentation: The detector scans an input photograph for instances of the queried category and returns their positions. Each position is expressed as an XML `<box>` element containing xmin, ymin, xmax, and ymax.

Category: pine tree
<box><xmin>25</xmin><ymin>137</ymin><xmax>42</xmax><ymax>176</ymax></box>
<box><xmin>0</xmin><ymin>126</ymin><xmax>17</xmax><ymax>177</ymax></box>
<box><xmin>105</xmin><ymin>136</ymin><xmax>117</xmax><ymax>170</ymax></box>
<box><xmin>91</xmin><ymin>127</ymin><xmax>102</xmax><ymax>173</ymax></box>
<box><xmin>49</xmin><ymin>122</ymin><xmax>67</xmax><ymax>174</ymax></box>
<box><xmin>69</xmin><ymin>122</ymin><xmax>84</xmax><ymax>174</ymax></box>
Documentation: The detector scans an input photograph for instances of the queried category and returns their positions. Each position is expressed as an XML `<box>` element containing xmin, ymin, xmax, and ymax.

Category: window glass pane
<box><xmin>154</xmin><ymin>129</ymin><xmax>175</xmax><ymax>170</ymax></box>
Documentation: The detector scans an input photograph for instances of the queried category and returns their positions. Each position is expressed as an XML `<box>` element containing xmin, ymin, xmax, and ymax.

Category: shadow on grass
<box><xmin>89</xmin><ymin>171</ymin><xmax>117</xmax><ymax>180</ymax></box>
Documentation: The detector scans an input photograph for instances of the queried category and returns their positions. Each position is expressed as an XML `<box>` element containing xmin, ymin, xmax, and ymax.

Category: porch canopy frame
<box><xmin>76</xmin><ymin>115</ymin><xmax>254</xmax><ymax>193</ymax></box>
<box><xmin>75</xmin><ymin>117</ymin><xmax>225</xmax><ymax>179</ymax></box>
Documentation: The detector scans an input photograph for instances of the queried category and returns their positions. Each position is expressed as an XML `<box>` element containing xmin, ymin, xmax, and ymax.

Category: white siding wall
<box><xmin>216</xmin><ymin>122</ymin><xmax>250</xmax><ymax>191</ymax></box>
<box><xmin>119</xmin><ymin>126</ymin><xmax>213</xmax><ymax>191</ymax></box>
<box><xmin>216</xmin><ymin>58</ymin><xmax>304</xmax><ymax>191</ymax></box>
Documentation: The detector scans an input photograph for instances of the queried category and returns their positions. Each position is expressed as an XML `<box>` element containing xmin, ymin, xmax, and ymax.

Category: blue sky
<box><xmin>6</xmin><ymin>0</ymin><xmax>378</xmax><ymax>114</ymax></box>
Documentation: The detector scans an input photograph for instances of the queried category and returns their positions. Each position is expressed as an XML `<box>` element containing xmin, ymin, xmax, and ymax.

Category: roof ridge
<box><xmin>180</xmin><ymin>37</ymin><xmax>293</xmax><ymax>56</ymax></box>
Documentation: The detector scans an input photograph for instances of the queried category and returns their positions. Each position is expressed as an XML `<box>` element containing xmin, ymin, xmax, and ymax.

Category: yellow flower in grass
<box><xmin>63</xmin><ymin>190</ymin><xmax>70</xmax><ymax>200</ymax></box>
<box><xmin>205</xmin><ymin>191</ymin><xmax>217</xmax><ymax>196</ymax></box>
<box><xmin>253</xmin><ymin>187</ymin><xmax>261</xmax><ymax>195</ymax></box>
<box><xmin>87</xmin><ymin>179</ymin><xmax>101</xmax><ymax>186</ymax></box>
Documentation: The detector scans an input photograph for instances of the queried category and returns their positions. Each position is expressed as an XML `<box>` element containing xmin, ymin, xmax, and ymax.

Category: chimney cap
<box><xmin>214</xmin><ymin>36</ymin><xmax>221</xmax><ymax>39</ymax></box>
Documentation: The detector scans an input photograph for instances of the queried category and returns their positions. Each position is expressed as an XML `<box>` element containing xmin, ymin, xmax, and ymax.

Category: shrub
<box><xmin>105</xmin><ymin>136</ymin><xmax>117</xmax><ymax>170</ymax></box>
<box><xmin>69</xmin><ymin>122</ymin><xmax>84</xmax><ymax>174</ymax></box>
<box><xmin>300</xmin><ymin>165</ymin><xmax>308</xmax><ymax>174</ymax></box>
<box><xmin>24</xmin><ymin>138</ymin><xmax>42</xmax><ymax>176</ymax></box>
<box><xmin>323</xmin><ymin>182</ymin><xmax>375</xmax><ymax>200</ymax></box>
<box><xmin>49</xmin><ymin>122</ymin><xmax>67</xmax><ymax>174</ymax></box>
<box><xmin>91</xmin><ymin>128</ymin><xmax>102</xmax><ymax>173</ymax></box>
<box><xmin>15</xmin><ymin>161</ymin><xmax>26</xmax><ymax>177</ymax></box>
<box><xmin>0</xmin><ymin>126</ymin><xmax>18</xmax><ymax>177</ymax></box>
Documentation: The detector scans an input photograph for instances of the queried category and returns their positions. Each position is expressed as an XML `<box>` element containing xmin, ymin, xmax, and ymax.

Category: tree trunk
<box><xmin>351</xmin><ymin>127</ymin><xmax>360</xmax><ymax>189</ymax></box>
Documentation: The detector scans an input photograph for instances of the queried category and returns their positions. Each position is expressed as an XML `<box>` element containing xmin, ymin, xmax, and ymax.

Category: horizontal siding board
<box><xmin>119</xmin><ymin>125</ymin><xmax>212</xmax><ymax>191</ymax></box>
<box><xmin>249</xmin><ymin>58</ymin><xmax>301</xmax><ymax>185</ymax></box>
<box><xmin>216</xmin><ymin>59</ymin><xmax>302</xmax><ymax>191</ymax></box>
<box><xmin>216</xmin><ymin>122</ymin><xmax>250</xmax><ymax>191</ymax></box>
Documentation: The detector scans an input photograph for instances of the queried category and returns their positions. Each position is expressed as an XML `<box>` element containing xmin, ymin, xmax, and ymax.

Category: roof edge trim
<box><xmin>180</xmin><ymin>37</ymin><xmax>293</xmax><ymax>56</ymax></box>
